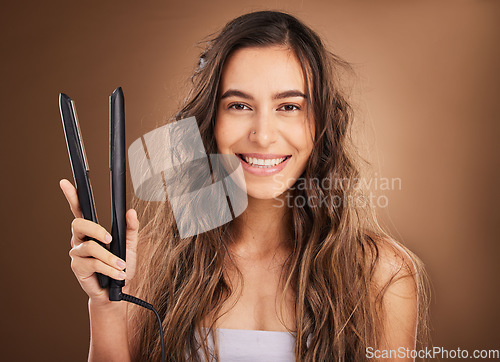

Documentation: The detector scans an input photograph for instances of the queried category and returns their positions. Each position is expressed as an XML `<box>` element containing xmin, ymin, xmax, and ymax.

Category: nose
<box><xmin>249</xmin><ymin>109</ymin><xmax>278</xmax><ymax>148</ymax></box>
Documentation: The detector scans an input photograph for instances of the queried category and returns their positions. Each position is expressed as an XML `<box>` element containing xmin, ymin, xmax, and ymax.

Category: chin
<box><xmin>246</xmin><ymin>187</ymin><xmax>288</xmax><ymax>201</ymax></box>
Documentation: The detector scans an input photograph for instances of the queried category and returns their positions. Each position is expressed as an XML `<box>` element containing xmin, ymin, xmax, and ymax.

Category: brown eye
<box><xmin>278</xmin><ymin>104</ymin><xmax>301</xmax><ymax>112</ymax></box>
<box><xmin>228</xmin><ymin>103</ymin><xmax>251</xmax><ymax>111</ymax></box>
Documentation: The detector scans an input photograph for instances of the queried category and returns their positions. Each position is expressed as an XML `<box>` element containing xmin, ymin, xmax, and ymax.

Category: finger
<box><xmin>126</xmin><ymin>209</ymin><xmax>139</xmax><ymax>248</ymax></box>
<box><xmin>70</xmin><ymin>255</ymin><xmax>127</xmax><ymax>282</ymax></box>
<box><xmin>71</xmin><ymin>218</ymin><xmax>112</xmax><ymax>246</ymax></box>
<box><xmin>70</xmin><ymin>240</ymin><xmax>126</xmax><ymax>271</ymax></box>
<box><xmin>122</xmin><ymin>209</ymin><xmax>140</xmax><ymax>284</ymax></box>
<box><xmin>59</xmin><ymin>179</ymin><xmax>83</xmax><ymax>218</ymax></box>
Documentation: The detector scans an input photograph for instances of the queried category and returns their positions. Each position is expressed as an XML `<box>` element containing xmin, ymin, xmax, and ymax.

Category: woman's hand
<box><xmin>59</xmin><ymin>178</ymin><xmax>139</xmax><ymax>307</ymax></box>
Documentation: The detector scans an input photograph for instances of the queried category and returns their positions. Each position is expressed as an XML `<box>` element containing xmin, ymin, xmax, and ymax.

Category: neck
<box><xmin>229</xmin><ymin>193</ymin><xmax>292</xmax><ymax>261</ymax></box>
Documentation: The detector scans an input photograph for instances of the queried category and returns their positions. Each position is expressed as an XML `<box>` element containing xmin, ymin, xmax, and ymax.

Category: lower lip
<box><xmin>238</xmin><ymin>155</ymin><xmax>291</xmax><ymax>176</ymax></box>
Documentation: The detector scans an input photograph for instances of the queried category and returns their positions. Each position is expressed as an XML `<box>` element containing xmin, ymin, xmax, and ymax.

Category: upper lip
<box><xmin>236</xmin><ymin>153</ymin><xmax>291</xmax><ymax>159</ymax></box>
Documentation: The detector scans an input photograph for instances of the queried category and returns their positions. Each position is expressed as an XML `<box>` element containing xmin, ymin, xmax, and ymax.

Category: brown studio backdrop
<box><xmin>0</xmin><ymin>0</ymin><xmax>498</xmax><ymax>360</ymax></box>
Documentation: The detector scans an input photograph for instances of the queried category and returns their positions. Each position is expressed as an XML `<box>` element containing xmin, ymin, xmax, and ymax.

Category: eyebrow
<box><xmin>219</xmin><ymin>89</ymin><xmax>307</xmax><ymax>101</ymax></box>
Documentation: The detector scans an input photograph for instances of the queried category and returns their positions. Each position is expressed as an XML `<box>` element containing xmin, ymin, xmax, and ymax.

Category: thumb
<box><xmin>126</xmin><ymin>208</ymin><xmax>139</xmax><ymax>246</ymax></box>
<box><xmin>125</xmin><ymin>208</ymin><xmax>139</xmax><ymax>268</ymax></box>
<box><xmin>123</xmin><ymin>208</ymin><xmax>140</xmax><ymax>289</ymax></box>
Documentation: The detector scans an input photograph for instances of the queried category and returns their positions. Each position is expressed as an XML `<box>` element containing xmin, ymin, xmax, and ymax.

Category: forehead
<box><xmin>219</xmin><ymin>46</ymin><xmax>307</xmax><ymax>93</ymax></box>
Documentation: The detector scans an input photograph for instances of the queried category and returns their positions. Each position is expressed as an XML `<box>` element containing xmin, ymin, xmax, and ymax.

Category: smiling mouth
<box><xmin>236</xmin><ymin>153</ymin><xmax>291</xmax><ymax>168</ymax></box>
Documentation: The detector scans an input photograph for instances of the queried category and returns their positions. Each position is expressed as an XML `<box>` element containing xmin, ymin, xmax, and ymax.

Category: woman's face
<box><xmin>215</xmin><ymin>46</ymin><xmax>315</xmax><ymax>200</ymax></box>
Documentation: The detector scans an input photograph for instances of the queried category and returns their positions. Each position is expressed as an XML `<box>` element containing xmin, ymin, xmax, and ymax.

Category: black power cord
<box><xmin>113</xmin><ymin>290</ymin><xmax>165</xmax><ymax>362</ymax></box>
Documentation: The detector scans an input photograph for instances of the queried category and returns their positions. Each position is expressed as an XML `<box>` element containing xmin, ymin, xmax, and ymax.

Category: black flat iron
<box><xmin>59</xmin><ymin>87</ymin><xmax>126</xmax><ymax>301</ymax></box>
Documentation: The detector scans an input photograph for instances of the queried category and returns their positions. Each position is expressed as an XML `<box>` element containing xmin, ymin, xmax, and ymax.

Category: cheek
<box><xmin>303</xmin><ymin>120</ymin><xmax>315</xmax><ymax>155</ymax></box>
<box><xmin>287</xmin><ymin>121</ymin><xmax>315</xmax><ymax>156</ymax></box>
<box><xmin>214</xmin><ymin>117</ymin><xmax>235</xmax><ymax>153</ymax></box>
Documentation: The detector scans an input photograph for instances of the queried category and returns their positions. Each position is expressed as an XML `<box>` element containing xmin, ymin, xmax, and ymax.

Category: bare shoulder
<box><xmin>368</xmin><ymin>234</ymin><xmax>419</xmax><ymax>352</ymax></box>
<box><xmin>369</xmin><ymin>234</ymin><xmax>418</xmax><ymax>292</ymax></box>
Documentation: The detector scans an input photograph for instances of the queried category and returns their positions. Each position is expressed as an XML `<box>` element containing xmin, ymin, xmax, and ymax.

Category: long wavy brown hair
<box><xmin>128</xmin><ymin>10</ymin><xmax>430</xmax><ymax>361</ymax></box>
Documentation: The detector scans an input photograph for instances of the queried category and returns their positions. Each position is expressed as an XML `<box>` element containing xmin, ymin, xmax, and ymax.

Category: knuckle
<box><xmin>71</xmin><ymin>217</ymin><xmax>79</xmax><ymax>227</ymax></box>
<box><xmin>69</xmin><ymin>256</ymin><xmax>78</xmax><ymax>272</ymax></box>
<box><xmin>78</xmin><ymin>242</ymin><xmax>88</xmax><ymax>254</ymax></box>
<box><xmin>80</xmin><ymin>241</ymin><xmax>94</xmax><ymax>254</ymax></box>
<box><xmin>70</xmin><ymin>218</ymin><xmax>81</xmax><ymax>234</ymax></box>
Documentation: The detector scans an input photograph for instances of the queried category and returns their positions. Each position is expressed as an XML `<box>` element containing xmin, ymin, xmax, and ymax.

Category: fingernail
<box><xmin>105</xmin><ymin>233</ymin><xmax>112</xmax><ymax>242</ymax></box>
<box><xmin>118</xmin><ymin>271</ymin><xmax>126</xmax><ymax>279</ymax></box>
<box><xmin>116</xmin><ymin>259</ymin><xmax>126</xmax><ymax>269</ymax></box>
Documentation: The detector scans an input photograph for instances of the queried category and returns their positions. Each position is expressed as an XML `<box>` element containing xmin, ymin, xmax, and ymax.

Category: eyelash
<box><xmin>227</xmin><ymin>103</ymin><xmax>301</xmax><ymax>112</ymax></box>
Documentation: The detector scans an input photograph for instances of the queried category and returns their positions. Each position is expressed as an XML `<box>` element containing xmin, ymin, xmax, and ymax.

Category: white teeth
<box><xmin>241</xmin><ymin>155</ymin><xmax>287</xmax><ymax>168</ymax></box>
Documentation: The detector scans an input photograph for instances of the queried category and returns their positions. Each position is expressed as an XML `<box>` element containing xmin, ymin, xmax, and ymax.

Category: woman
<box><xmin>60</xmin><ymin>10</ymin><xmax>430</xmax><ymax>361</ymax></box>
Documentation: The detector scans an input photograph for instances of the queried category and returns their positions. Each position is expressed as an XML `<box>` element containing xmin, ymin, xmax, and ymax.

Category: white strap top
<box><xmin>195</xmin><ymin>328</ymin><xmax>297</xmax><ymax>361</ymax></box>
